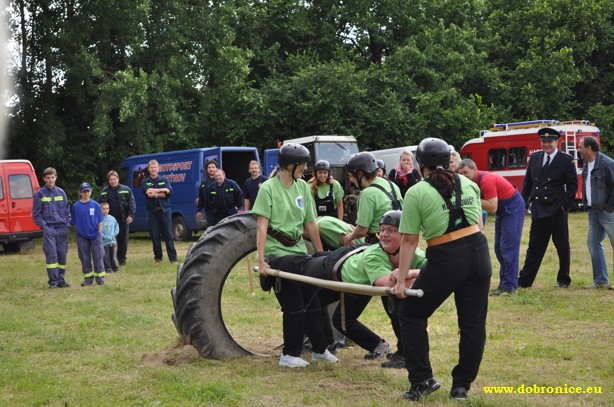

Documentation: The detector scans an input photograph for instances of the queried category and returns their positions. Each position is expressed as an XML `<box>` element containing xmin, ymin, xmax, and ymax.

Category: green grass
<box><xmin>0</xmin><ymin>213</ymin><xmax>612</xmax><ymax>406</ymax></box>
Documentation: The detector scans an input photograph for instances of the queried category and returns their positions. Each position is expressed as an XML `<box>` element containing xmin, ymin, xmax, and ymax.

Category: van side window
<box><xmin>508</xmin><ymin>147</ymin><xmax>527</xmax><ymax>168</ymax></box>
<box><xmin>9</xmin><ymin>174</ymin><xmax>34</xmax><ymax>199</ymax></box>
<box><xmin>0</xmin><ymin>177</ymin><xmax>4</xmax><ymax>200</ymax></box>
<box><xmin>488</xmin><ymin>149</ymin><xmax>506</xmax><ymax>170</ymax></box>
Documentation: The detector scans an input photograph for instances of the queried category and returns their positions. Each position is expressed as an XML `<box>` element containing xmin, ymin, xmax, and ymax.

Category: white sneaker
<box><xmin>312</xmin><ymin>349</ymin><xmax>340</xmax><ymax>363</ymax></box>
<box><xmin>279</xmin><ymin>354</ymin><xmax>310</xmax><ymax>368</ymax></box>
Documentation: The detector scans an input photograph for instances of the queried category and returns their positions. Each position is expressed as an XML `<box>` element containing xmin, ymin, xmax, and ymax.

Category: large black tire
<box><xmin>171</xmin><ymin>213</ymin><xmax>257</xmax><ymax>359</ymax></box>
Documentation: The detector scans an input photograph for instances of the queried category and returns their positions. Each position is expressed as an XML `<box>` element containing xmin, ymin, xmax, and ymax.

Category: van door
<box><xmin>6</xmin><ymin>162</ymin><xmax>39</xmax><ymax>234</ymax></box>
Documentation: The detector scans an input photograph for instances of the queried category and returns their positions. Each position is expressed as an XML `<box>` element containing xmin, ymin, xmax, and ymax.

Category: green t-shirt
<box><xmin>315</xmin><ymin>179</ymin><xmax>344</xmax><ymax>207</ymax></box>
<box><xmin>317</xmin><ymin>216</ymin><xmax>365</xmax><ymax>249</ymax></box>
<box><xmin>252</xmin><ymin>176</ymin><xmax>316</xmax><ymax>257</ymax></box>
<box><xmin>400</xmin><ymin>175</ymin><xmax>481</xmax><ymax>240</ymax></box>
<box><xmin>356</xmin><ymin>178</ymin><xmax>403</xmax><ymax>234</ymax></box>
<box><xmin>341</xmin><ymin>244</ymin><xmax>427</xmax><ymax>285</ymax></box>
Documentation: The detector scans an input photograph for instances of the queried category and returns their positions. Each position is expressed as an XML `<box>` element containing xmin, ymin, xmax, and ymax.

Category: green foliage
<box><xmin>6</xmin><ymin>0</ymin><xmax>614</xmax><ymax>189</ymax></box>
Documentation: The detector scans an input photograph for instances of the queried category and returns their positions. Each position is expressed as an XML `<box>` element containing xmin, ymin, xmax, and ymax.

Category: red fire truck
<box><xmin>460</xmin><ymin>120</ymin><xmax>601</xmax><ymax>205</ymax></box>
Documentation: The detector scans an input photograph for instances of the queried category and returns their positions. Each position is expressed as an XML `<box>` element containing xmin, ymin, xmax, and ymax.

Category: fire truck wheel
<box><xmin>171</xmin><ymin>213</ymin><xmax>256</xmax><ymax>359</ymax></box>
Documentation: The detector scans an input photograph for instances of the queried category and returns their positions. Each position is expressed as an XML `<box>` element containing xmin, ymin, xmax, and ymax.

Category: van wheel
<box><xmin>171</xmin><ymin>213</ymin><xmax>256</xmax><ymax>359</ymax></box>
<box><xmin>172</xmin><ymin>216</ymin><xmax>190</xmax><ymax>241</ymax></box>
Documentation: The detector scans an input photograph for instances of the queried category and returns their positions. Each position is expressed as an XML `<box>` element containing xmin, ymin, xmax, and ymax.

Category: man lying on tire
<box><xmin>265</xmin><ymin>210</ymin><xmax>426</xmax><ymax>366</ymax></box>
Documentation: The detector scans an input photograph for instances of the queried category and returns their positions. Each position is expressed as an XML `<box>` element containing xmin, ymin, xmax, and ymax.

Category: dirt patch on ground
<box><xmin>141</xmin><ymin>344</ymin><xmax>201</xmax><ymax>367</ymax></box>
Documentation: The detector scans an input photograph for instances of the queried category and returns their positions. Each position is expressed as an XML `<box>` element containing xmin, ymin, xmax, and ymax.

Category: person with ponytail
<box><xmin>393</xmin><ymin>138</ymin><xmax>492</xmax><ymax>402</ymax></box>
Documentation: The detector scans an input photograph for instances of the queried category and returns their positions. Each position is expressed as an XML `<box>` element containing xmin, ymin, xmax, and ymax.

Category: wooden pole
<box><xmin>261</xmin><ymin>267</ymin><xmax>423</xmax><ymax>298</ymax></box>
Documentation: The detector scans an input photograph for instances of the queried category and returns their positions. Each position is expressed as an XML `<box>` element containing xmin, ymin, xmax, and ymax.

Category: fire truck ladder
<box><xmin>563</xmin><ymin>130</ymin><xmax>578</xmax><ymax>159</ymax></box>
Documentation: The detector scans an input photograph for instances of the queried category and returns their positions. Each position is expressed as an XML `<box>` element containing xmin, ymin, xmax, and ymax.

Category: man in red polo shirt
<box><xmin>458</xmin><ymin>159</ymin><xmax>525</xmax><ymax>295</ymax></box>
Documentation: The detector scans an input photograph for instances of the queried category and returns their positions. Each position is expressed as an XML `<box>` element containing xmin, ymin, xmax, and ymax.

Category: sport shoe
<box><xmin>279</xmin><ymin>354</ymin><xmax>310</xmax><ymax>368</ymax></box>
<box><xmin>490</xmin><ymin>287</ymin><xmax>514</xmax><ymax>296</ymax></box>
<box><xmin>450</xmin><ymin>386</ymin><xmax>468</xmax><ymax>401</ymax></box>
<box><xmin>312</xmin><ymin>349</ymin><xmax>339</xmax><ymax>363</ymax></box>
<box><xmin>381</xmin><ymin>351</ymin><xmax>405</xmax><ymax>369</ymax></box>
<box><xmin>57</xmin><ymin>281</ymin><xmax>71</xmax><ymax>288</ymax></box>
<box><xmin>364</xmin><ymin>339</ymin><xmax>392</xmax><ymax>359</ymax></box>
<box><xmin>584</xmin><ymin>282</ymin><xmax>609</xmax><ymax>289</ymax></box>
<box><xmin>403</xmin><ymin>378</ymin><xmax>441</xmax><ymax>401</ymax></box>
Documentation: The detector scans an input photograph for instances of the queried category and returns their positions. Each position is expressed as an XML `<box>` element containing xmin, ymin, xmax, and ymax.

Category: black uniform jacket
<box><xmin>521</xmin><ymin>150</ymin><xmax>578</xmax><ymax>219</ymax></box>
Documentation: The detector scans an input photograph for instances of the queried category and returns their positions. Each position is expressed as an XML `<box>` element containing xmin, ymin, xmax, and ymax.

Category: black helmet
<box><xmin>346</xmin><ymin>152</ymin><xmax>378</xmax><ymax>175</ymax></box>
<box><xmin>278</xmin><ymin>143</ymin><xmax>311</xmax><ymax>168</ymax></box>
<box><xmin>376</xmin><ymin>159</ymin><xmax>386</xmax><ymax>170</ymax></box>
<box><xmin>416</xmin><ymin>138</ymin><xmax>450</xmax><ymax>168</ymax></box>
<box><xmin>314</xmin><ymin>160</ymin><xmax>330</xmax><ymax>171</ymax></box>
<box><xmin>380</xmin><ymin>210</ymin><xmax>402</xmax><ymax>227</ymax></box>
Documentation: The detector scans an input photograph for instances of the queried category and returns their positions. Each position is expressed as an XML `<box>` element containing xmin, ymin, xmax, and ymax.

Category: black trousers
<box><xmin>398</xmin><ymin>232</ymin><xmax>491</xmax><ymax>390</ymax></box>
<box><xmin>382</xmin><ymin>296</ymin><xmax>403</xmax><ymax>354</ymax></box>
<box><xmin>116</xmin><ymin>221</ymin><xmax>129</xmax><ymax>263</ymax></box>
<box><xmin>268</xmin><ymin>250</ymin><xmax>383</xmax><ymax>353</ymax></box>
<box><xmin>519</xmin><ymin>209</ymin><xmax>571</xmax><ymax>287</ymax></box>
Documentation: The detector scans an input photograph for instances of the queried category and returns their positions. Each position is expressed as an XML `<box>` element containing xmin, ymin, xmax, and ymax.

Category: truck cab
<box><xmin>0</xmin><ymin>160</ymin><xmax>43</xmax><ymax>252</ymax></box>
<box><xmin>264</xmin><ymin>135</ymin><xmax>360</xmax><ymax>187</ymax></box>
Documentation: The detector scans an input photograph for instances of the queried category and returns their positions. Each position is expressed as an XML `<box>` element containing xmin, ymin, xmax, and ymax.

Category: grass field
<box><xmin>0</xmin><ymin>212</ymin><xmax>612</xmax><ymax>406</ymax></box>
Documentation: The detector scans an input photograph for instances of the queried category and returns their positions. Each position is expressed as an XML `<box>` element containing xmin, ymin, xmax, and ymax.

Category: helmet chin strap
<box><xmin>379</xmin><ymin>242</ymin><xmax>399</xmax><ymax>256</ymax></box>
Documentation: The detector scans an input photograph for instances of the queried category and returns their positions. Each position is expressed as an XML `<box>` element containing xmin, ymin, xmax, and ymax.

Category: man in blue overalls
<box><xmin>32</xmin><ymin>167</ymin><xmax>72</xmax><ymax>288</ymax></box>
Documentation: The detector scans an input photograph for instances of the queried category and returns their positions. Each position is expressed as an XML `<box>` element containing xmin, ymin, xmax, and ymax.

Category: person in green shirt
<box><xmin>267</xmin><ymin>211</ymin><xmax>425</xmax><ymax>360</ymax></box>
<box><xmin>308</xmin><ymin>160</ymin><xmax>344</xmax><ymax>220</ymax></box>
<box><xmin>393</xmin><ymin>138</ymin><xmax>491</xmax><ymax>402</ymax></box>
<box><xmin>341</xmin><ymin>152</ymin><xmax>403</xmax><ymax>245</ymax></box>
<box><xmin>253</xmin><ymin>143</ymin><xmax>338</xmax><ymax>368</ymax></box>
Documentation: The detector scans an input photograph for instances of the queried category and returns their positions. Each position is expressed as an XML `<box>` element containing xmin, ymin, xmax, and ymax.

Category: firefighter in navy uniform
<box><xmin>518</xmin><ymin>127</ymin><xmax>578</xmax><ymax>288</ymax></box>
<box><xmin>394</xmin><ymin>138</ymin><xmax>492</xmax><ymax>402</ymax></box>
<box><xmin>308</xmin><ymin>160</ymin><xmax>344</xmax><ymax>220</ymax></box>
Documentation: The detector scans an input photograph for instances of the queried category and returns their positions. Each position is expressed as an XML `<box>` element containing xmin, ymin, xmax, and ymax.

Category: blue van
<box><xmin>119</xmin><ymin>147</ymin><xmax>260</xmax><ymax>241</ymax></box>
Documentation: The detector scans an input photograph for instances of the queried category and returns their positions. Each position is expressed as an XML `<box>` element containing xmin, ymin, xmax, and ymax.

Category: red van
<box><xmin>0</xmin><ymin>160</ymin><xmax>43</xmax><ymax>252</ymax></box>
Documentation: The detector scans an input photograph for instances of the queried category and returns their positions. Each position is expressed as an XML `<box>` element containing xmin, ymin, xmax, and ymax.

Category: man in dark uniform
<box><xmin>203</xmin><ymin>169</ymin><xmax>243</xmax><ymax>227</ymax></box>
<box><xmin>99</xmin><ymin>170</ymin><xmax>136</xmax><ymax>265</ymax></box>
<box><xmin>518</xmin><ymin>127</ymin><xmax>578</xmax><ymax>288</ymax></box>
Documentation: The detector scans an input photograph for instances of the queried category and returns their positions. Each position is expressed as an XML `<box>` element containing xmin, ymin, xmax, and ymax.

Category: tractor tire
<box><xmin>171</xmin><ymin>213</ymin><xmax>257</xmax><ymax>359</ymax></box>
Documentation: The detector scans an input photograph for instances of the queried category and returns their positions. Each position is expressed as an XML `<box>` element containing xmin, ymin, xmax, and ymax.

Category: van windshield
<box><xmin>316</xmin><ymin>142</ymin><xmax>359</xmax><ymax>165</ymax></box>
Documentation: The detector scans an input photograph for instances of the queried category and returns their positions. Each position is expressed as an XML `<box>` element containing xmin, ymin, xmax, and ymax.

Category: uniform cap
<box><xmin>538</xmin><ymin>127</ymin><xmax>561</xmax><ymax>141</ymax></box>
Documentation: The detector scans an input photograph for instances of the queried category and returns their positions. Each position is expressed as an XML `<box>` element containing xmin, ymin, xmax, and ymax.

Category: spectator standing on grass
<box><xmin>394</xmin><ymin>138</ymin><xmax>491</xmax><ymax>402</ymax></box>
<box><xmin>449</xmin><ymin>151</ymin><xmax>462</xmax><ymax>173</ymax></box>
<box><xmin>252</xmin><ymin>143</ymin><xmax>338</xmax><ymax>368</ymax></box>
<box><xmin>243</xmin><ymin>160</ymin><xmax>267</xmax><ymax>211</ymax></box>
<box><xmin>201</xmin><ymin>169</ymin><xmax>242</xmax><ymax>227</ymax></box>
<box><xmin>518</xmin><ymin>128</ymin><xmax>577</xmax><ymax>289</ymax></box>
<box><xmin>458</xmin><ymin>159</ymin><xmax>525</xmax><ymax>296</ymax></box>
<box><xmin>72</xmin><ymin>183</ymin><xmax>105</xmax><ymax>286</ymax></box>
<box><xmin>308</xmin><ymin>160</ymin><xmax>344</xmax><ymax>220</ymax></box>
<box><xmin>101</xmin><ymin>202</ymin><xmax>120</xmax><ymax>273</ymax></box>
<box><xmin>141</xmin><ymin>160</ymin><xmax>178</xmax><ymax>265</ymax></box>
<box><xmin>99</xmin><ymin>170</ymin><xmax>136</xmax><ymax>266</ymax></box>
<box><xmin>196</xmin><ymin>160</ymin><xmax>218</xmax><ymax>215</ymax></box>
<box><xmin>578</xmin><ymin>136</ymin><xmax>614</xmax><ymax>290</ymax></box>
<box><xmin>32</xmin><ymin>167</ymin><xmax>72</xmax><ymax>289</ymax></box>
<box><xmin>388</xmin><ymin>150</ymin><xmax>421</xmax><ymax>197</ymax></box>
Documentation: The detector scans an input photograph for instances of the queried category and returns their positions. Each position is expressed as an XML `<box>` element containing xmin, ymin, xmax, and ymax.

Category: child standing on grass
<box><xmin>101</xmin><ymin>202</ymin><xmax>120</xmax><ymax>273</ymax></box>
<box><xmin>72</xmin><ymin>182</ymin><xmax>106</xmax><ymax>286</ymax></box>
